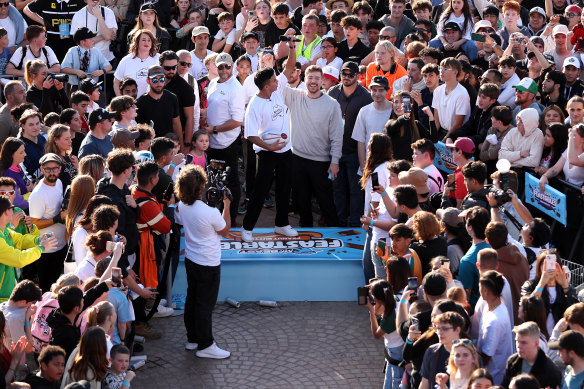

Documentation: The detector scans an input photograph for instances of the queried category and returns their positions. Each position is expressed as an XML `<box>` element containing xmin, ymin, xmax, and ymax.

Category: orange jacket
<box><xmin>365</xmin><ymin>62</ymin><xmax>407</xmax><ymax>100</ymax></box>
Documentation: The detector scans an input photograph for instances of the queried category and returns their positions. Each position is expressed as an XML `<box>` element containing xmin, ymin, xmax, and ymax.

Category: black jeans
<box><xmin>36</xmin><ymin>245</ymin><xmax>68</xmax><ymax>292</ymax></box>
<box><xmin>292</xmin><ymin>154</ymin><xmax>339</xmax><ymax>227</ymax></box>
<box><xmin>183</xmin><ymin>260</ymin><xmax>221</xmax><ymax>350</ymax></box>
<box><xmin>243</xmin><ymin>150</ymin><xmax>292</xmax><ymax>230</ymax></box>
<box><xmin>243</xmin><ymin>138</ymin><xmax>256</xmax><ymax>200</ymax></box>
<box><xmin>208</xmin><ymin>139</ymin><xmax>241</xmax><ymax>223</ymax></box>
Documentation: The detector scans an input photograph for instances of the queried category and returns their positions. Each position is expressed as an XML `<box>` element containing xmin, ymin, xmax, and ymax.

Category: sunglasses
<box><xmin>163</xmin><ymin>65</ymin><xmax>177</xmax><ymax>70</ymax></box>
<box><xmin>149</xmin><ymin>77</ymin><xmax>165</xmax><ymax>83</ymax></box>
<box><xmin>341</xmin><ymin>72</ymin><xmax>356</xmax><ymax>78</ymax></box>
<box><xmin>565</xmin><ymin>12</ymin><xmax>579</xmax><ymax>17</ymax></box>
<box><xmin>217</xmin><ymin>64</ymin><xmax>232</xmax><ymax>70</ymax></box>
<box><xmin>179</xmin><ymin>61</ymin><xmax>192</xmax><ymax>67</ymax></box>
<box><xmin>379</xmin><ymin>35</ymin><xmax>394</xmax><ymax>40</ymax></box>
<box><xmin>0</xmin><ymin>2</ymin><xmax>9</xmax><ymax>7</ymax></box>
<box><xmin>452</xmin><ymin>339</ymin><xmax>474</xmax><ymax>346</ymax></box>
<box><xmin>0</xmin><ymin>190</ymin><xmax>14</xmax><ymax>196</ymax></box>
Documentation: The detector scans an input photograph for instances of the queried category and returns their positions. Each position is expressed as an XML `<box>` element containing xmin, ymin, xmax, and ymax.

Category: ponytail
<box><xmin>87</xmin><ymin>301</ymin><xmax>115</xmax><ymax>327</ymax></box>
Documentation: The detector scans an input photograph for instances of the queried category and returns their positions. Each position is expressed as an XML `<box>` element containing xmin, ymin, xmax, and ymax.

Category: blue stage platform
<box><xmin>172</xmin><ymin>228</ymin><xmax>366</xmax><ymax>301</ymax></box>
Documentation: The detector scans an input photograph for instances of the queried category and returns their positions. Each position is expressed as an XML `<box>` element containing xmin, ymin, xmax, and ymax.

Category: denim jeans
<box><xmin>384</xmin><ymin>345</ymin><xmax>404</xmax><ymax>389</ymax></box>
<box><xmin>371</xmin><ymin>238</ymin><xmax>387</xmax><ymax>279</ymax></box>
<box><xmin>332</xmin><ymin>153</ymin><xmax>364</xmax><ymax>226</ymax></box>
<box><xmin>428</xmin><ymin>37</ymin><xmax>478</xmax><ymax>61</ymax></box>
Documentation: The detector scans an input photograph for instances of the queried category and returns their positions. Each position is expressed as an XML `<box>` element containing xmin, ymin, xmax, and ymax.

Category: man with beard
<box><xmin>541</xmin><ymin>70</ymin><xmax>568</xmax><ymax>114</ymax></box>
<box><xmin>136</xmin><ymin>66</ymin><xmax>182</xmax><ymax>141</ymax></box>
<box><xmin>563</xmin><ymin>57</ymin><xmax>584</xmax><ymax>100</ymax></box>
<box><xmin>161</xmin><ymin>51</ymin><xmax>195</xmax><ymax>153</ymax></box>
<box><xmin>282</xmin><ymin>34</ymin><xmax>343</xmax><ymax>227</ymax></box>
<box><xmin>28</xmin><ymin>154</ymin><xmax>68</xmax><ymax>292</ymax></box>
<box><xmin>511</xmin><ymin>77</ymin><xmax>544</xmax><ymax>123</ymax></box>
<box><xmin>552</xmin><ymin>331</ymin><xmax>584</xmax><ymax>388</ymax></box>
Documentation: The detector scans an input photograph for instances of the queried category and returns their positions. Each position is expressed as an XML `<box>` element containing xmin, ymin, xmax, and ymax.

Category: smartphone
<box><xmin>546</xmin><ymin>254</ymin><xmax>557</xmax><ymax>271</ymax></box>
<box><xmin>408</xmin><ymin>277</ymin><xmax>418</xmax><ymax>292</ymax></box>
<box><xmin>447</xmin><ymin>174</ymin><xmax>455</xmax><ymax>188</ymax></box>
<box><xmin>369</xmin><ymin>201</ymin><xmax>375</xmax><ymax>214</ymax></box>
<box><xmin>371</xmin><ymin>172</ymin><xmax>379</xmax><ymax>189</ymax></box>
<box><xmin>163</xmin><ymin>182</ymin><xmax>174</xmax><ymax>202</ymax></box>
<box><xmin>186</xmin><ymin>154</ymin><xmax>194</xmax><ymax>165</ymax></box>
<box><xmin>111</xmin><ymin>267</ymin><xmax>122</xmax><ymax>287</ymax></box>
<box><xmin>357</xmin><ymin>286</ymin><xmax>369</xmax><ymax>305</ymax></box>
<box><xmin>411</xmin><ymin>316</ymin><xmax>419</xmax><ymax>331</ymax></box>
<box><xmin>470</xmin><ymin>32</ymin><xmax>486</xmax><ymax>42</ymax></box>
<box><xmin>377</xmin><ymin>239</ymin><xmax>387</xmax><ymax>257</ymax></box>
<box><xmin>106</xmin><ymin>241</ymin><xmax>116</xmax><ymax>251</ymax></box>
<box><xmin>403</xmin><ymin>96</ymin><xmax>411</xmax><ymax>113</ymax></box>
<box><xmin>248</xmin><ymin>10</ymin><xmax>256</xmax><ymax>17</ymax></box>
<box><xmin>440</xmin><ymin>258</ymin><xmax>450</xmax><ymax>271</ymax></box>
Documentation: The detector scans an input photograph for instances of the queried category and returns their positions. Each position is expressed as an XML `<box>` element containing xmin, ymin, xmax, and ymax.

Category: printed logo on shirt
<box><xmin>272</xmin><ymin>104</ymin><xmax>285</xmax><ymax>121</ymax></box>
<box><xmin>137</xmin><ymin>67</ymin><xmax>148</xmax><ymax>79</ymax></box>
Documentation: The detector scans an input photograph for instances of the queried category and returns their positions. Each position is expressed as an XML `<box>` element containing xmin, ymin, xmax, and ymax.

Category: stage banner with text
<box><xmin>524</xmin><ymin>172</ymin><xmax>567</xmax><ymax>226</ymax></box>
<box><xmin>433</xmin><ymin>141</ymin><xmax>458</xmax><ymax>173</ymax></box>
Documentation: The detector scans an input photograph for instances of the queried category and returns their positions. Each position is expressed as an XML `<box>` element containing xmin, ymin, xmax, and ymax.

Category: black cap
<box><xmin>369</xmin><ymin>75</ymin><xmax>389</xmax><ymax>89</ymax></box>
<box><xmin>242</xmin><ymin>31</ymin><xmax>259</xmax><ymax>41</ymax></box>
<box><xmin>341</xmin><ymin>61</ymin><xmax>359</xmax><ymax>75</ymax></box>
<box><xmin>39</xmin><ymin>153</ymin><xmax>62</xmax><ymax>166</ymax></box>
<box><xmin>549</xmin><ymin>330</ymin><xmax>584</xmax><ymax>357</ymax></box>
<box><xmin>88</xmin><ymin>108</ymin><xmax>115</xmax><ymax>127</ymax></box>
<box><xmin>73</xmin><ymin>27</ymin><xmax>97</xmax><ymax>44</ymax></box>
<box><xmin>79</xmin><ymin>78</ymin><xmax>102</xmax><ymax>94</ymax></box>
<box><xmin>422</xmin><ymin>272</ymin><xmax>447</xmax><ymax>297</ymax></box>
<box><xmin>140</xmin><ymin>2</ymin><xmax>157</xmax><ymax>13</ymax></box>
<box><xmin>444</xmin><ymin>22</ymin><xmax>461</xmax><ymax>31</ymax></box>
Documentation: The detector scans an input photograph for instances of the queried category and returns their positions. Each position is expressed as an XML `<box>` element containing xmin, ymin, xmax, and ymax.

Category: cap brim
<box><xmin>369</xmin><ymin>82</ymin><xmax>388</xmax><ymax>89</ymax></box>
<box><xmin>216</xmin><ymin>61</ymin><xmax>232</xmax><ymax>66</ymax></box>
<box><xmin>445</xmin><ymin>143</ymin><xmax>456</xmax><ymax>148</ymax></box>
<box><xmin>513</xmin><ymin>85</ymin><xmax>528</xmax><ymax>92</ymax></box>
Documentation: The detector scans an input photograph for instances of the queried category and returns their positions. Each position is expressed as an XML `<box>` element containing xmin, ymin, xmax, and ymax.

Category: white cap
<box><xmin>553</xmin><ymin>24</ymin><xmax>570</xmax><ymax>36</ymax></box>
<box><xmin>323</xmin><ymin>65</ymin><xmax>340</xmax><ymax>82</ymax></box>
<box><xmin>563</xmin><ymin>56</ymin><xmax>581</xmax><ymax>69</ymax></box>
<box><xmin>474</xmin><ymin>20</ymin><xmax>494</xmax><ymax>32</ymax></box>
<box><xmin>529</xmin><ymin>6</ymin><xmax>546</xmax><ymax>18</ymax></box>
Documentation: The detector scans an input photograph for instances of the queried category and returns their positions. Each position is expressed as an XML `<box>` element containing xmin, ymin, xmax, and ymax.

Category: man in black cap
<box><xmin>136</xmin><ymin>65</ymin><xmax>182</xmax><ymax>142</ymax></box>
<box><xmin>78</xmin><ymin>108</ymin><xmax>115</xmax><ymax>159</ymax></box>
<box><xmin>61</xmin><ymin>27</ymin><xmax>112</xmax><ymax>89</ymax></box>
<box><xmin>70</xmin><ymin>0</ymin><xmax>117</xmax><ymax>61</ymax></box>
<box><xmin>439</xmin><ymin>22</ymin><xmax>465</xmax><ymax>59</ymax></box>
<box><xmin>242</xmin><ymin>32</ymin><xmax>261</xmax><ymax>73</ymax></box>
<box><xmin>28</xmin><ymin>153</ymin><xmax>68</xmax><ymax>292</ymax></box>
<box><xmin>551</xmin><ymin>330</ymin><xmax>584</xmax><ymax>388</ymax></box>
<box><xmin>328</xmin><ymin>61</ymin><xmax>372</xmax><ymax>227</ymax></box>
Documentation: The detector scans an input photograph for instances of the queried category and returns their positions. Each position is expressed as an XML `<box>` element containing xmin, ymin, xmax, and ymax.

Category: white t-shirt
<box><xmin>28</xmin><ymin>179</ymin><xmax>66</xmax><ymax>252</ymax></box>
<box><xmin>562</xmin><ymin>150</ymin><xmax>584</xmax><ymax>186</ymax></box>
<box><xmin>189</xmin><ymin>49</ymin><xmax>215</xmax><ymax>79</ymax></box>
<box><xmin>207</xmin><ymin>75</ymin><xmax>245</xmax><ymax>149</ymax></box>
<box><xmin>423</xmin><ymin>164</ymin><xmax>444</xmax><ymax>196</ymax></box>
<box><xmin>75</xmin><ymin>253</ymin><xmax>97</xmax><ymax>283</ymax></box>
<box><xmin>477</xmin><ymin>302</ymin><xmax>514</xmax><ymax>385</ymax></box>
<box><xmin>351</xmin><ymin>102</ymin><xmax>394</xmax><ymax>175</ymax></box>
<box><xmin>246</xmin><ymin>52</ymin><xmax>259</xmax><ymax>73</ymax></box>
<box><xmin>175</xmin><ymin>200</ymin><xmax>226</xmax><ymax>266</ymax></box>
<box><xmin>215</xmin><ymin>28</ymin><xmax>236</xmax><ymax>46</ymax></box>
<box><xmin>242</xmin><ymin>72</ymin><xmax>259</xmax><ymax>105</ymax></box>
<box><xmin>70</xmin><ymin>6</ymin><xmax>117</xmax><ymax>60</ymax></box>
<box><xmin>432</xmin><ymin>83</ymin><xmax>471</xmax><ymax>131</ymax></box>
<box><xmin>316</xmin><ymin>56</ymin><xmax>343</xmax><ymax>72</ymax></box>
<box><xmin>244</xmin><ymin>73</ymin><xmax>291</xmax><ymax>153</ymax></box>
<box><xmin>114</xmin><ymin>54</ymin><xmax>160</xmax><ymax>97</ymax></box>
<box><xmin>498</xmin><ymin>73</ymin><xmax>520</xmax><ymax>110</ymax></box>
<box><xmin>9</xmin><ymin>45</ymin><xmax>59</xmax><ymax>69</ymax></box>
<box><xmin>72</xmin><ymin>226</ymin><xmax>89</xmax><ymax>266</ymax></box>
<box><xmin>438</xmin><ymin>13</ymin><xmax>473</xmax><ymax>40</ymax></box>
<box><xmin>0</xmin><ymin>17</ymin><xmax>26</xmax><ymax>47</ymax></box>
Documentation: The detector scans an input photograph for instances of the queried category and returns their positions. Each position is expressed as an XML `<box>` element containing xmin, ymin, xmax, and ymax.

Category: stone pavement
<box><xmin>132</xmin><ymin>302</ymin><xmax>385</xmax><ymax>388</ymax></box>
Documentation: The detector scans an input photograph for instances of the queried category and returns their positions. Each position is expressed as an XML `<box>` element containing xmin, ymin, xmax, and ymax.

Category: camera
<box><xmin>279</xmin><ymin>35</ymin><xmax>301</xmax><ymax>42</ymax></box>
<box><xmin>205</xmin><ymin>159</ymin><xmax>232</xmax><ymax>207</ymax></box>
<box><xmin>46</xmin><ymin>73</ymin><xmax>69</xmax><ymax>83</ymax></box>
<box><xmin>490</xmin><ymin>159</ymin><xmax>512</xmax><ymax>206</ymax></box>
<box><xmin>489</xmin><ymin>187</ymin><xmax>511</xmax><ymax>206</ymax></box>
<box><xmin>61</xmin><ymin>185</ymin><xmax>71</xmax><ymax>212</ymax></box>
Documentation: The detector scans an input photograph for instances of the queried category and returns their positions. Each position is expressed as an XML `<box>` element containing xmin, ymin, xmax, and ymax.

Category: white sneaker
<box><xmin>241</xmin><ymin>228</ymin><xmax>253</xmax><ymax>242</ymax></box>
<box><xmin>275</xmin><ymin>225</ymin><xmax>298</xmax><ymax>237</ymax></box>
<box><xmin>153</xmin><ymin>305</ymin><xmax>174</xmax><ymax>318</ymax></box>
<box><xmin>159</xmin><ymin>298</ymin><xmax>167</xmax><ymax>307</ymax></box>
<box><xmin>185</xmin><ymin>342</ymin><xmax>198</xmax><ymax>351</ymax></box>
<box><xmin>196</xmin><ymin>342</ymin><xmax>231</xmax><ymax>359</ymax></box>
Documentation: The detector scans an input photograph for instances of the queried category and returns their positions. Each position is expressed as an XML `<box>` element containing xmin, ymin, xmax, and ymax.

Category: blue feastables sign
<box><xmin>524</xmin><ymin>173</ymin><xmax>567</xmax><ymax>226</ymax></box>
<box><xmin>433</xmin><ymin>141</ymin><xmax>458</xmax><ymax>173</ymax></box>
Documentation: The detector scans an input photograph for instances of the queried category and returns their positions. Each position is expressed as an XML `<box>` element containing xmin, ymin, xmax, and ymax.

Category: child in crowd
<box><xmin>212</xmin><ymin>12</ymin><xmax>236</xmax><ymax>53</ymax></box>
<box><xmin>189</xmin><ymin>130</ymin><xmax>209</xmax><ymax>169</ymax></box>
<box><xmin>79</xmin><ymin>78</ymin><xmax>103</xmax><ymax>113</ymax></box>
<box><xmin>104</xmin><ymin>344</ymin><xmax>136</xmax><ymax>389</ymax></box>
<box><xmin>0</xmin><ymin>28</ymin><xmax>11</xmax><ymax>77</ymax></box>
<box><xmin>0</xmin><ymin>280</ymin><xmax>41</xmax><ymax>351</ymax></box>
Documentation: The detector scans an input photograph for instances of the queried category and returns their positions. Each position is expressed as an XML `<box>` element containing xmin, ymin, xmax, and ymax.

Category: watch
<box><xmin>183</xmin><ymin>142</ymin><xmax>190</xmax><ymax>147</ymax></box>
<box><xmin>212</xmin><ymin>126</ymin><xmax>218</xmax><ymax>134</ymax></box>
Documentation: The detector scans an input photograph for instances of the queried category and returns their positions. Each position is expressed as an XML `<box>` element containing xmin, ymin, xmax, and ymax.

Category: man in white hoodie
<box><xmin>499</xmin><ymin>108</ymin><xmax>544</xmax><ymax>169</ymax></box>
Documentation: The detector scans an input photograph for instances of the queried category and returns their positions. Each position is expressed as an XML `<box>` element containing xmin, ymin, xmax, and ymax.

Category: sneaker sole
<box><xmin>153</xmin><ymin>311</ymin><xmax>174</xmax><ymax>318</ymax></box>
<box><xmin>195</xmin><ymin>352</ymin><xmax>231</xmax><ymax>359</ymax></box>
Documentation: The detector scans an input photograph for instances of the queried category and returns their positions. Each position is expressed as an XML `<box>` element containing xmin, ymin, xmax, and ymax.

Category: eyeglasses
<box><xmin>43</xmin><ymin>167</ymin><xmax>60</xmax><ymax>173</ymax></box>
<box><xmin>0</xmin><ymin>190</ymin><xmax>15</xmax><ymax>196</ymax></box>
<box><xmin>0</xmin><ymin>3</ymin><xmax>10</xmax><ymax>7</ymax></box>
<box><xmin>565</xmin><ymin>12</ymin><xmax>579</xmax><ymax>18</ymax></box>
<box><xmin>149</xmin><ymin>77</ymin><xmax>165</xmax><ymax>84</ymax></box>
<box><xmin>217</xmin><ymin>64</ymin><xmax>232</xmax><ymax>70</ymax></box>
<box><xmin>341</xmin><ymin>72</ymin><xmax>356</xmax><ymax>78</ymax></box>
<box><xmin>379</xmin><ymin>35</ymin><xmax>394</xmax><ymax>40</ymax></box>
<box><xmin>439</xmin><ymin>67</ymin><xmax>455</xmax><ymax>72</ymax></box>
<box><xmin>433</xmin><ymin>325</ymin><xmax>453</xmax><ymax>332</ymax></box>
<box><xmin>452</xmin><ymin>339</ymin><xmax>474</xmax><ymax>345</ymax></box>
<box><xmin>179</xmin><ymin>61</ymin><xmax>192</xmax><ymax>68</ymax></box>
<box><xmin>163</xmin><ymin>65</ymin><xmax>177</xmax><ymax>70</ymax></box>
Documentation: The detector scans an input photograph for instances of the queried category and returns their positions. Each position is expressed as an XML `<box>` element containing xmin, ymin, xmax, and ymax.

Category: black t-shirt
<box><xmin>135</xmin><ymin>90</ymin><xmax>180</xmax><ymax>137</ymax></box>
<box><xmin>336</xmin><ymin>39</ymin><xmax>371</xmax><ymax>62</ymax></box>
<box><xmin>27</xmin><ymin>0</ymin><xmax>85</xmax><ymax>61</ymax></box>
<box><xmin>71</xmin><ymin>131</ymin><xmax>85</xmax><ymax>157</ymax></box>
<box><xmin>264</xmin><ymin>21</ymin><xmax>300</xmax><ymax>48</ymax></box>
<box><xmin>165</xmin><ymin>76</ymin><xmax>195</xmax><ymax>134</ymax></box>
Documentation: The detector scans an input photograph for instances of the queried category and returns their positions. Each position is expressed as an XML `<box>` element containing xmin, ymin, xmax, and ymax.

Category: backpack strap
<box><xmin>16</xmin><ymin>46</ymin><xmax>27</xmax><ymax>70</ymax></box>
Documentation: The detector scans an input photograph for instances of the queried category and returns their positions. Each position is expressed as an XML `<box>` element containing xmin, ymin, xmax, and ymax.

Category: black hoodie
<box><xmin>24</xmin><ymin>372</ymin><xmax>60</xmax><ymax>389</ymax></box>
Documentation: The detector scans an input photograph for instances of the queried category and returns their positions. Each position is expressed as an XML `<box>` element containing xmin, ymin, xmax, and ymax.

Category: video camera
<box><xmin>488</xmin><ymin>159</ymin><xmax>512</xmax><ymax>206</ymax></box>
<box><xmin>279</xmin><ymin>35</ymin><xmax>302</xmax><ymax>42</ymax></box>
<box><xmin>46</xmin><ymin>73</ymin><xmax>69</xmax><ymax>83</ymax></box>
<box><xmin>205</xmin><ymin>159</ymin><xmax>232</xmax><ymax>207</ymax></box>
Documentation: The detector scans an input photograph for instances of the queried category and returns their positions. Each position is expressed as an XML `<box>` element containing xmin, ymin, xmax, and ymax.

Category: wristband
<box><xmin>122</xmin><ymin>382</ymin><xmax>130</xmax><ymax>387</ymax></box>
<box><xmin>381</xmin><ymin>190</ymin><xmax>387</xmax><ymax>197</ymax></box>
<box><xmin>406</xmin><ymin>338</ymin><xmax>413</xmax><ymax>345</ymax></box>
<box><xmin>24</xmin><ymin>322</ymin><xmax>30</xmax><ymax>326</ymax></box>
<box><xmin>400</xmin><ymin>299</ymin><xmax>408</xmax><ymax>304</ymax></box>
<box><xmin>170</xmin><ymin>163</ymin><xmax>177</xmax><ymax>168</ymax></box>
<box><xmin>370</xmin><ymin>219</ymin><xmax>374</xmax><ymax>228</ymax></box>
<box><xmin>536</xmin><ymin>287</ymin><xmax>544</xmax><ymax>293</ymax></box>
<box><xmin>52</xmin><ymin>214</ymin><xmax>61</xmax><ymax>224</ymax></box>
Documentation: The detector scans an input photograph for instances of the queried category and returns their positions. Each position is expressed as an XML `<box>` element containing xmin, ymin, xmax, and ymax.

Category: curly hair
<box><xmin>412</xmin><ymin>211</ymin><xmax>441</xmax><ymax>241</ymax></box>
<box><xmin>176</xmin><ymin>164</ymin><xmax>207</xmax><ymax>205</ymax></box>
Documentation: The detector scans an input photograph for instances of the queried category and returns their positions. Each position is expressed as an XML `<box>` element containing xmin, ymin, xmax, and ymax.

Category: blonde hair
<box><xmin>447</xmin><ymin>341</ymin><xmax>479</xmax><ymax>377</ymax></box>
<box><xmin>376</xmin><ymin>40</ymin><xmax>396</xmax><ymax>57</ymax></box>
<box><xmin>50</xmin><ymin>273</ymin><xmax>80</xmax><ymax>296</ymax></box>
<box><xmin>87</xmin><ymin>301</ymin><xmax>115</xmax><ymax>327</ymax></box>
<box><xmin>24</xmin><ymin>59</ymin><xmax>47</xmax><ymax>87</ymax></box>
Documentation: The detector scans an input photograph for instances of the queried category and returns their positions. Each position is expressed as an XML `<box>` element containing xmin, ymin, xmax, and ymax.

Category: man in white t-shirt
<box><xmin>411</xmin><ymin>138</ymin><xmax>444</xmax><ymax>196</ymax></box>
<box><xmin>28</xmin><ymin>153</ymin><xmax>67</xmax><ymax>293</ymax></box>
<box><xmin>189</xmin><ymin>26</ymin><xmax>215</xmax><ymax>80</ymax></box>
<box><xmin>432</xmin><ymin>57</ymin><xmax>471</xmax><ymax>142</ymax></box>
<box><xmin>70</xmin><ymin>0</ymin><xmax>117</xmax><ymax>61</ymax></box>
<box><xmin>0</xmin><ymin>3</ymin><xmax>27</xmax><ymax>50</ymax></box>
<box><xmin>240</xmin><ymin>67</ymin><xmax>298</xmax><ymax>242</ymax></box>
<box><xmin>204</xmin><ymin>53</ymin><xmax>245</xmax><ymax>223</ymax></box>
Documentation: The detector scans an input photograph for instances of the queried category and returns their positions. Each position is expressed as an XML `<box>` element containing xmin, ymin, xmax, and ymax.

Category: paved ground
<box><xmin>133</xmin><ymin>200</ymin><xmax>385</xmax><ymax>388</ymax></box>
<box><xmin>133</xmin><ymin>302</ymin><xmax>385</xmax><ymax>388</ymax></box>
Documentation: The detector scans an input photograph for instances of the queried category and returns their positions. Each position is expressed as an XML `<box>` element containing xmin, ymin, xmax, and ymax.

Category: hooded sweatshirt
<box><xmin>499</xmin><ymin>108</ymin><xmax>544</xmax><ymax>168</ymax></box>
<box><xmin>496</xmin><ymin>244</ymin><xmax>529</xmax><ymax>323</ymax></box>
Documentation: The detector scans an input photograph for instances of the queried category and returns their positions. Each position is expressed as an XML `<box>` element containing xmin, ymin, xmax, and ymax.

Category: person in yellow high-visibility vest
<box><xmin>277</xmin><ymin>14</ymin><xmax>322</xmax><ymax>71</ymax></box>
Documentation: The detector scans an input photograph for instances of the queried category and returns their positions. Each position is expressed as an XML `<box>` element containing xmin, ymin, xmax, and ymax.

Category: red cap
<box><xmin>446</xmin><ymin>137</ymin><xmax>475</xmax><ymax>153</ymax></box>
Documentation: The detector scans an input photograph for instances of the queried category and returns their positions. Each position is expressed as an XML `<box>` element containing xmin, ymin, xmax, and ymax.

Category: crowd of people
<box><xmin>0</xmin><ymin>0</ymin><xmax>580</xmax><ymax>386</ymax></box>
